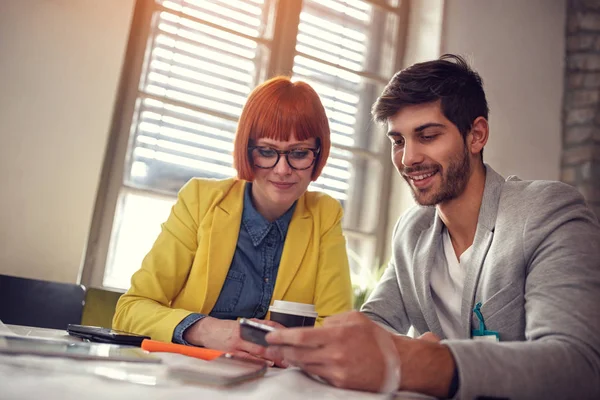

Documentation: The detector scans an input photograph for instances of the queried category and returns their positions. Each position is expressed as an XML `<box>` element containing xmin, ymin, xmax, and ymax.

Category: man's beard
<box><xmin>403</xmin><ymin>145</ymin><xmax>471</xmax><ymax>206</ymax></box>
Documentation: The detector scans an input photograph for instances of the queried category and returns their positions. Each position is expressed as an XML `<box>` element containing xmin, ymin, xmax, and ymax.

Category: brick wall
<box><xmin>564</xmin><ymin>0</ymin><xmax>600</xmax><ymax>218</ymax></box>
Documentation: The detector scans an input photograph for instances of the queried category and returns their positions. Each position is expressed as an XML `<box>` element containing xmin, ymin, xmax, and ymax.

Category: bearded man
<box><xmin>265</xmin><ymin>55</ymin><xmax>600</xmax><ymax>400</ymax></box>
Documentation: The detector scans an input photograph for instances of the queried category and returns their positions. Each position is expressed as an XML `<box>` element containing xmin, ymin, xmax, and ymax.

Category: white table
<box><xmin>4</xmin><ymin>324</ymin><xmax>81</xmax><ymax>341</ymax></box>
<box><xmin>0</xmin><ymin>323</ymin><xmax>433</xmax><ymax>400</ymax></box>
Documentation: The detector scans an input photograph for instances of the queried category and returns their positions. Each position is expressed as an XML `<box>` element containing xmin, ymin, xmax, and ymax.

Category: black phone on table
<box><xmin>239</xmin><ymin>318</ymin><xmax>275</xmax><ymax>347</ymax></box>
<box><xmin>66</xmin><ymin>324</ymin><xmax>150</xmax><ymax>346</ymax></box>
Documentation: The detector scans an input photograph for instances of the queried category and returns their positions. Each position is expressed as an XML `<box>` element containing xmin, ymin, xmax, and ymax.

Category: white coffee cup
<box><xmin>268</xmin><ymin>300</ymin><xmax>318</xmax><ymax>327</ymax></box>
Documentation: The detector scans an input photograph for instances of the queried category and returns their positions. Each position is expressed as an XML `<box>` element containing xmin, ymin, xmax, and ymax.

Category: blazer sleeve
<box><xmin>312</xmin><ymin>197</ymin><xmax>353</xmax><ymax>325</ymax></box>
<box><xmin>361</xmin><ymin>217</ymin><xmax>411</xmax><ymax>334</ymax></box>
<box><xmin>445</xmin><ymin>183</ymin><xmax>600</xmax><ymax>400</ymax></box>
<box><xmin>112</xmin><ymin>179</ymin><xmax>201</xmax><ymax>342</ymax></box>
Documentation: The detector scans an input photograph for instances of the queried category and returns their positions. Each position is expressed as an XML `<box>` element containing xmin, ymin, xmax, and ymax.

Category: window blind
<box><xmin>98</xmin><ymin>0</ymin><xmax>404</xmax><ymax>289</ymax></box>
<box><xmin>126</xmin><ymin>0</ymin><xmax>271</xmax><ymax>194</ymax></box>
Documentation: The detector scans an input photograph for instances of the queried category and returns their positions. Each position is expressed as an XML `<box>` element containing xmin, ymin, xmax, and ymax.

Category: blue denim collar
<box><xmin>242</xmin><ymin>182</ymin><xmax>296</xmax><ymax>247</ymax></box>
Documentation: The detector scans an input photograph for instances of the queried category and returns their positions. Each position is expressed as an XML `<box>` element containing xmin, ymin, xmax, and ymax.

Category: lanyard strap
<box><xmin>473</xmin><ymin>302</ymin><xmax>487</xmax><ymax>334</ymax></box>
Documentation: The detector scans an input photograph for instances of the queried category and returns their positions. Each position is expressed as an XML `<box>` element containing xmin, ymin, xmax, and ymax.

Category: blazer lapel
<box><xmin>413</xmin><ymin>215</ymin><xmax>445</xmax><ymax>338</ymax></box>
<box><xmin>460</xmin><ymin>165</ymin><xmax>505</xmax><ymax>337</ymax></box>
<box><xmin>202</xmin><ymin>180</ymin><xmax>245</xmax><ymax>314</ymax></box>
<box><xmin>272</xmin><ymin>194</ymin><xmax>311</xmax><ymax>301</ymax></box>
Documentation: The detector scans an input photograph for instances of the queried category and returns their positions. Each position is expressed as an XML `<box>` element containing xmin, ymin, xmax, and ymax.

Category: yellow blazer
<box><xmin>113</xmin><ymin>178</ymin><xmax>353</xmax><ymax>342</ymax></box>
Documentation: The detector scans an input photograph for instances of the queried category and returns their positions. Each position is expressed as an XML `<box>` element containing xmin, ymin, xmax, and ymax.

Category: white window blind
<box><xmin>294</xmin><ymin>0</ymin><xmax>400</xmax><ymax>271</ymax></box>
<box><xmin>127</xmin><ymin>0</ymin><xmax>272</xmax><ymax>194</ymax></box>
<box><xmin>104</xmin><ymin>0</ymin><xmax>274</xmax><ymax>288</ymax></box>
<box><xmin>97</xmin><ymin>0</ymin><xmax>403</xmax><ymax>289</ymax></box>
<box><xmin>297</xmin><ymin>0</ymin><xmax>374</xmax><ymax>205</ymax></box>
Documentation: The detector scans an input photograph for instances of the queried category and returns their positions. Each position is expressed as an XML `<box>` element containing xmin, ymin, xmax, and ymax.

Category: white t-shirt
<box><xmin>430</xmin><ymin>226</ymin><xmax>472</xmax><ymax>339</ymax></box>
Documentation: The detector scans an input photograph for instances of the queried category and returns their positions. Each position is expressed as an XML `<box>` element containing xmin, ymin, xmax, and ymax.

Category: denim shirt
<box><xmin>172</xmin><ymin>183</ymin><xmax>296</xmax><ymax>344</ymax></box>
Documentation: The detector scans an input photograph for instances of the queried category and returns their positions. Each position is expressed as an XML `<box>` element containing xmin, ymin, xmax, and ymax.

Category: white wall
<box><xmin>0</xmin><ymin>0</ymin><xmax>135</xmax><ymax>283</ymax></box>
<box><xmin>384</xmin><ymin>0</ymin><xmax>566</xmax><ymax>261</ymax></box>
<box><xmin>442</xmin><ymin>0</ymin><xmax>566</xmax><ymax>181</ymax></box>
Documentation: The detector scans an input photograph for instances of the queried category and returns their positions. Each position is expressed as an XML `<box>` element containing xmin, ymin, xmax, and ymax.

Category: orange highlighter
<box><xmin>141</xmin><ymin>339</ymin><xmax>225</xmax><ymax>361</ymax></box>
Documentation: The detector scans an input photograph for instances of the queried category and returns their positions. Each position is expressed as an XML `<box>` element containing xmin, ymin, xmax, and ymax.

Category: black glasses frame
<box><xmin>248</xmin><ymin>146</ymin><xmax>321</xmax><ymax>170</ymax></box>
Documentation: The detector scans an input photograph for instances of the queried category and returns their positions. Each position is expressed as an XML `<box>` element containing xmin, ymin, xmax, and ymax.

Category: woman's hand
<box><xmin>183</xmin><ymin>317</ymin><xmax>288</xmax><ymax>367</ymax></box>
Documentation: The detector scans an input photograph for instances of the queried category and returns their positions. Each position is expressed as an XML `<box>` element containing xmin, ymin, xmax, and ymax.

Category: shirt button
<box><xmin>264</xmin><ymin>277</ymin><xmax>269</xmax><ymax>283</ymax></box>
<box><xmin>259</xmin><ymin>306</ymin><xmax>266</xmax><ymax>313</ymax></box>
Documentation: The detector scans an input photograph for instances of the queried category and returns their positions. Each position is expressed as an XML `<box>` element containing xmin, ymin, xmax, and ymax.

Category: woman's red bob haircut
<box><xmin>233</xmin><ymin>76</ymin><xmax>330</xmax><ymax>181</ymax></box>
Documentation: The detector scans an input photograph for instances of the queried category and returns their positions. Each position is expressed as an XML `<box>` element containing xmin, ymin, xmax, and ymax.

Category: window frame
<box><xmin>80</xmin><ymin>0</ymin><xmax>410</xmax><ymax>289</ymax></box>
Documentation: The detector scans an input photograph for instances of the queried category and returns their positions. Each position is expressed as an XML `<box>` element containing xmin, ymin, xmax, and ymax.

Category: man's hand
<box><xmin>184</xmin><ymin>317</ymin><xmax>287</xmax><ymax>366</ymax></box>
<box><xmin>265</xmin><ymin>311</ymin><xmax>400</xmax><ymax>392</ymax></box>
<box><xmin>265</xmin><ymin>311</ymin><xmax>456</xmax><ymax>397</ymax></box>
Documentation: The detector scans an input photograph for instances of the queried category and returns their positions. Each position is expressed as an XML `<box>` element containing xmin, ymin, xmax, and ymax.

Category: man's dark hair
<box><xmin>372</xmin><ymin>54</ymin><xmax>489</xmax><ymax>140</ymax></box>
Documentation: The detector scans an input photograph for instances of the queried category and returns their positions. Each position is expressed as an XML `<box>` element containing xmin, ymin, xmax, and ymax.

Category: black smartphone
<box><xmin>239</xmin><ymin>318</ymin><xmax>275</xmax><ymax>347</ymax></box>
<box><xmin>66</xmin><ymin>324</ymin><xmax>150</xmax><ymax>346</ymax></box>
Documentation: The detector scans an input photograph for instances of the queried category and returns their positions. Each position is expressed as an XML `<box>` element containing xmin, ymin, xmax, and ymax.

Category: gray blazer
<box><xmin>362</xmin><ymin>165</ymin><xmax>600</xmax><ymax>400</ymax></box>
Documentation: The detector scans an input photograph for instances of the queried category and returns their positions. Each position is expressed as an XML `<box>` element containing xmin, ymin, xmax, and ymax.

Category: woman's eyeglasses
<box><xmin>248</xmin><ymin>146</ymin><xmax>320</xmax><ymax>170</ymax></box>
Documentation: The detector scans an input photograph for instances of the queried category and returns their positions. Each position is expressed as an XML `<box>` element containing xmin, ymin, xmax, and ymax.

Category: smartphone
<box><xmin>67</xmin><ymin>324</ymin><xmax>150</xmax><ymax>346</ymax></box>
<box><xmin>239</xmin><ymin>318</ymin><xmax>275</xmax><ymax>347</ymax></box>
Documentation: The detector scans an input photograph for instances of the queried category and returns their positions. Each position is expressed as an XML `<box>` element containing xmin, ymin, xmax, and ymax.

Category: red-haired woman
<box><xmin>113</xmin><ymin>77</ymin><xmax>353</xmax><ymax>364</ymax></box>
